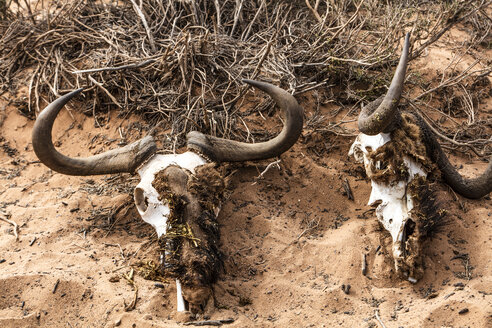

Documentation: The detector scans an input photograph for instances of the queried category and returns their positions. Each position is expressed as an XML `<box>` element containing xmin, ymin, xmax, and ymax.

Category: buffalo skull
<box><xmin>349</xmin><ymin>33</ymin><xmax>492</xmax><ymax>282</ymax></box>
<box><xmin>32</xmin><ymin>80</ymin><xmax>304</xmax><ymax>313</ymax></box>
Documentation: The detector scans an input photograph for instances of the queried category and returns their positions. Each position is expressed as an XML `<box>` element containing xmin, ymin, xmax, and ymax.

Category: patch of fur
<box><xmin>188</xmin><ymin>163</ymin><xmax>230</xmax><ymax>212</ymax></box>
<box><xmin>408</xmin><ymin>176</ymin><xmax>449</xmax><ymax>238</ymax></box>
<box><xmin>153</xmin><ymin>169</ymin><xmax>187</xmax><ymax>226</ymax></box>
<box><xmin>367</xmin><ymin>113</ymin><xmax>432</xmax><ymax>184</ymax></box>
<box><xmin>152</xmin><ymin>165</ymin><xmax>228</xmax><ymax>313</ymax></box>
<box><xmin>367</xmin><ymin>118</ymin><xmax>448</xmax><ymax>280</ymax></box>
<box><xmin>393</xmin><ymin>176</ymin><xmax>449</xmax><ymax>280</ymax></box>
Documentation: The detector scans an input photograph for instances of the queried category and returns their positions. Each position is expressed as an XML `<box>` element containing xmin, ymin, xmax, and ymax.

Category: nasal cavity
<box><xmin>404</xmin><ymin>219</ymin><xmax>416</xmax><ymax>237</ymax></box>
<box><xmin>134</xmin><ymin>187</ymin><xmax>148</xmax><ymax>214</ymax></box>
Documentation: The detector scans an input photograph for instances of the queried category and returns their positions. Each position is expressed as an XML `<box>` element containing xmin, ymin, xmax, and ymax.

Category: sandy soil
<box><xmin>1</xmin><ymin>29</ymin><xmax>491</xmax><ymax>328</ymax></box>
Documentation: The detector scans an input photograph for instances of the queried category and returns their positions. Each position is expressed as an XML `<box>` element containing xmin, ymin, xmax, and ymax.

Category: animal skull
<box><xmin>349</xmin><ymin>133</ymin><xmax>427</xmax><ymax>281</ymax></box>
<box><xmin>134</xmin><ymin>152</ymin><xmax>208</xmax><ymax>311</ymax></box>
<box><xmin>352</xmin><ymin>33</ymin><xmax>492</xmax><ymax>281</ymax></box>
<box><xmin>32</xmin><ymin>79</ymin><xmax>304</xmax><ymax>313</ymax></box>
<box><xmin>134</xmin><ymin>152</ymin><xmax>207</xmax><ymax>238</ymax></box>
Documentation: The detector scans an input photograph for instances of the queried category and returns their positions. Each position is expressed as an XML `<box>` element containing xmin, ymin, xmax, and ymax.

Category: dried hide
<box><xmin>152</xmin><ymin>163</ymin><xmax>229</xmax><ymax>313</ymax></box>
<box><xmin>393</xmin><ymin>176</ymin><xmax>449</xmax><ymax>280</ymax></box>
<box><xmin>366</xmin><ymin>113</ymin><xmax>432</xmax><ymax>185</ymax></box>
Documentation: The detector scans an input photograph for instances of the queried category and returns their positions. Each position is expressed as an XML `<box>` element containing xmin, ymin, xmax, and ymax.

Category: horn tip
<box><xmin>242</xmin><ymin>79</ymin><xmax>271</xmax><ymax>91</ymax></box>
<box><xmin>403</xmin><ymin>33</ymin><xmax>411</xmax><ymax>52</ymax></box>
<box><xmin>242</xmin><ymin>79</ymin><xmax>256</xmax><ymax>85</ymax></box>
<box><xmin>62</xmin><ymin>88</ymin><xmax>84</xmax><ymax>99</ymax></box>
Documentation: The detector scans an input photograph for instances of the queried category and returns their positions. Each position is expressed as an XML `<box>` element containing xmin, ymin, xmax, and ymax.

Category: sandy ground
<box><xmin>1</xmin><ymin>28</ymin><xmax>491</xmax><ymax>328</ymax></box>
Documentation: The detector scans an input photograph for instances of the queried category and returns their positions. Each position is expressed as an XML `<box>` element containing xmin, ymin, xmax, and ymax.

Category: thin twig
<box><xmin>361</xmin><ymin>253</ymin><xmax>367</xmax><ymax>276</ymax></box>
<box><xmin>123</xmin><ymin>268</ymin><xmax>138</xmax><ymax>311</ymax></box>
<box><xmin>343</xmin><ymin>178</ymin><xmax>354</xmax><ymax>200</ymax></box>
<box><xmin>88</xmin><ymin>75</ymin><xmax>122</xmax><ymax>108</ymax></box>
<box><xmin>374</xmin><ymin>309</ymin><xmax>387</xmax><ymax>328</ymax></box>
<box><xmin>0</xmin><ymin>211</ymin><xmax>19</xmax><ymax>241</ymax></box>
<box><xmin>305</xmin><ymin>0</ymin><xmax>322</xmax><ymax>24</ymax></box>
<box><xmin>330</xmin><ymin>0</ymin><xmax>364</xmax><ymax>42</ymax></box>
<box><xmin>104</xmin><ymin>243</ymin><xmax>126</xmax><ymax>260</ymax></box>
<box><xmin>407</xmin><ymin>100</ymin><xmax>486</xmax><ymax>157</ymax></box>
<box><xmin>72</xmin><ymin>59</ymin><xmax>156</xmax><ymax>74</ymax></box>
<box><xmin>129</xmin><ymin>0</ymin><xmax>156</xmax><ymax>52</ymax></box>
<box><xmin>252</xmin><ymin>159</ymin><xmax>281</xmax><ymax>185</ymax></box>
<box><xmin>183</xmin><ymin>318</ymin><xmax>235</xmax><ymax>326</ymax></box>
<box><xmin>410</xmin><ymin>0</ymin><xmax>492</xmax><ymax>60</ymax></box>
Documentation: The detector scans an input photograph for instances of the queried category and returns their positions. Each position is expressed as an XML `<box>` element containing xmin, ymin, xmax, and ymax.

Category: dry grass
<box><xmin>0</xmin><ymin>0</ymin><xmax>490</xmax><ymax>153</ymax></box>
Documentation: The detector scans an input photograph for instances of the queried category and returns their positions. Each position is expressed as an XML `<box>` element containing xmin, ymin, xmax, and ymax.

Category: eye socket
<box><xmin>134</xmin><ymin>187</ymin><xmax>148</xmax><ymax>213</ymax></box>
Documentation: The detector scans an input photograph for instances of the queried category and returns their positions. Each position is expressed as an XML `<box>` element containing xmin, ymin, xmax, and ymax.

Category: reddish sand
<box><xmin>0</xmin><ymin>29</ymin><xmax>491</xmax><ymax>328</ymax></box>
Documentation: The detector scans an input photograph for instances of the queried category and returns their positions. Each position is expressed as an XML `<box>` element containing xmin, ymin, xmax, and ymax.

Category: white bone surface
<box><xmin>350</xmin><ymin>133</ymin><xmax>426</xmax><ymax>279</ymax></box>
<box><xmin>134</xmin><ymin>151</ymin><xmax>208</xmax><ymax>312</ymax></box>
<box><xmin>134</xmin><ymin>152</ymin><xmax>207</xmax><ymax>237</ymax></box>
<box><xmin>176</xmin><ymin>279</ymin><xmax>186</xmax><ymax>312</ymax></box>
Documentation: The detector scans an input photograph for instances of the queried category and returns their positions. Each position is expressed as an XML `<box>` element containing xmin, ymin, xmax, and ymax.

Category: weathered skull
<box><xmin>134</xmin><ymin>152</ymin><xmax>207</xmax><ymax>237</ymax></box>
<box><xmin>352</xmin><ymin>33</ymin><xmax>492</xmax><ymax>282</ymax></box>
<box><xmin>134</xmin><ymin>152</ymin><xmax>208</xmax><ymax>312</ymax></box>
<box><xmin>349</xmin><ymin>133</ymin><xmax>427</xmax><ymax>281</ymax></box>
<box><xmin>32</xmin><ymin>79</ymin><xmax>304</xmax><ymax>313</ymax></box>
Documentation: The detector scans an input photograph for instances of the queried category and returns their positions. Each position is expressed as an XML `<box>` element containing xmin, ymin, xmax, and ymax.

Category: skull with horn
<box><xmin>349</xmin><ymin>33</ymin><xmax>492</xmax><ymax>282</ymax></box>
<box><xmin>32</xmin><ymin>80</ymin><xmax>304</xmax><ymax>313</ymax></box>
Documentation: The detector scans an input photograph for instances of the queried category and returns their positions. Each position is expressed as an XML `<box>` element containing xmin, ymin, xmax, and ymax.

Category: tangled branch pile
<box><xmin>0</xmin><ymin>0</ymin><xmax>490</xmax><ymax>152</ymax></box>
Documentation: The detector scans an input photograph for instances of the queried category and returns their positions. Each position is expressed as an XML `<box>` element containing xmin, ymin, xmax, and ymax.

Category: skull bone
<box><xmin>133</xmin><ymin>151</ymin><xmax>208</xmax><ymax>312</ymax></box>
<box><xmin>349</xmin><ymin>133</ymin><xmax>427</xmax><ymax>282</ymax></box>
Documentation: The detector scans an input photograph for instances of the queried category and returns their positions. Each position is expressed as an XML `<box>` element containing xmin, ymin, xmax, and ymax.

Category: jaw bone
<box><xmin>349</xmin><ymin>133</ymin><xmax>426</xmax><ymax>282</ymax></box>
<box><xmin>134</xmin><ymin>151</ymin><xmax>207</xmax><ymax>312</ymax></box>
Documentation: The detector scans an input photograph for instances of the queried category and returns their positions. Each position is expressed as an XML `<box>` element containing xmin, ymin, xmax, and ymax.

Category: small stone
<box><xmin>143</xmin><ymin>314</ymin><xmax>152</xmax><ymax>320</ymax></box>
<box><xmin>342</xmin><ymin>284</ymin><xmax>351</xmax><ymax>295</ymax></box>
<box><xmin>114</xmin><ymin>318</ymin><xmax>121</xmax><ymax>326</ymax></box>
<box><xmin>458</xmin><ymin>308</ymin><xmax>469</xmax><ymax>315</ymax></box>
<box><xmin>154</xmin><ymin>283</ymin><xmax>165</xmax><ymax>288</ymax></box>
<box><xmin>109</xmin><ymin>276</ymin><xmax>120</xmax><ymax>283</ymax></box>
<box><xmin>427</xmin><ymin>292</ymin><xmax>438</xmax><ymax>299</ymax></box>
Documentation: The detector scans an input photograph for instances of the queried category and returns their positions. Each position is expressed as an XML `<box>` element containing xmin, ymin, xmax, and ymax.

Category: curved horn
<box><xmin>186</xmin><ymin>79</ymin><xmax>304</xmax><ymax>162</ymax></box>
<box><xmin>32</xmin><ymin>89</ymin><xmax>157</xmax><ymax>176</ymax></box>
<box><xmin>358</xmin><ymin>33</ymin><xmax>411</xmax><ymax>135</ymax></box>
<box><xmin>441</xmin><ymin>155</ymin><xmax>492</xmax><ymax>199</ymax></box>
<box><xmin>416</xmin><ymin>114</ymin><xmax>492</xmax><ymax>199</ymax></box>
